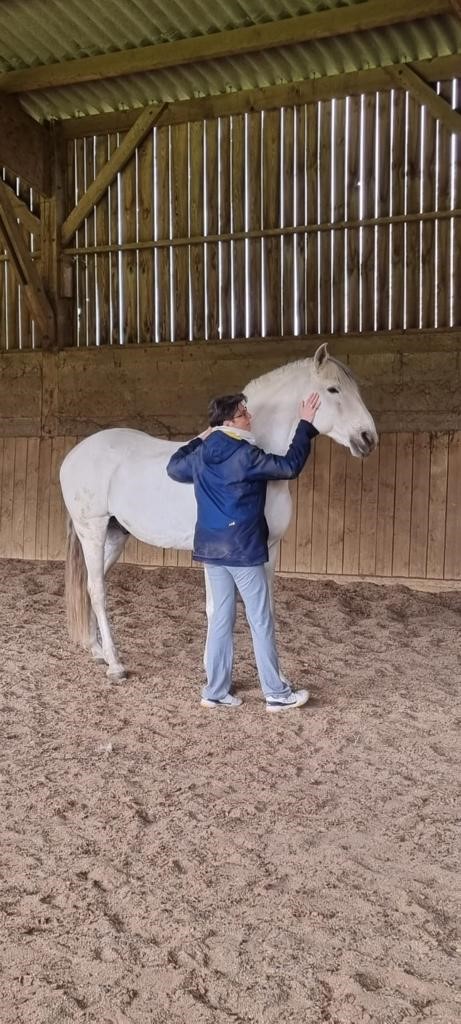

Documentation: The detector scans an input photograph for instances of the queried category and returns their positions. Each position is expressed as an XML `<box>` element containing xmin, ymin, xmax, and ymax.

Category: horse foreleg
<box><xmin>265</xmin><ymin>542</ymin><xmax>279</xmax><ymax>613</ymax></box>
<box><xmin>265</xmin><ymin>540</ymin><xmax>291</xmax><ymax>685</ymax></box>
<box><xmin>78</xmin><ymin>521</ymin><xmax>127</xmax><ymax>681</ymax></box>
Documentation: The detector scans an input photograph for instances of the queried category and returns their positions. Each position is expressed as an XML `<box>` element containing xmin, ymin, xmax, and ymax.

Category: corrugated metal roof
<box><xmin>0</xmin><ymin>0</ymin><xmax>371</xmax><ymax>66</ymax></box>
<box><xmin>0</xmin><ymin>0</ymin><xmax>459</xmax><ymax>122</ymax></box>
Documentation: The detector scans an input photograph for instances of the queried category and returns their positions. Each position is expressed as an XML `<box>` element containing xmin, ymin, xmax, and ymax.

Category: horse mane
<box><xmin>246</xmin><ymin>354</ymin><xmax>356</xmax><ymax>394</ymax></box>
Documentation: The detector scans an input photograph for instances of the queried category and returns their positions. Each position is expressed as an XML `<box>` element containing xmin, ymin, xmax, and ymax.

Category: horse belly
<box><xmin>109</xmin><ymin>458</ymin><xmax>197</xmax><ymax>550</ymax></box>
<box><xmin>265</xmin><ymin>480</ymin><xmax>292</xmax><ymax>544</ymax></box>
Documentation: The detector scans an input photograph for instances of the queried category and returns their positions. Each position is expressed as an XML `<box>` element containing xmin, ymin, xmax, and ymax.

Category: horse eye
<box><xmin>327</xmin><ymin>386</ymin><xmax>339</xmax><ymax>394</ymax></box>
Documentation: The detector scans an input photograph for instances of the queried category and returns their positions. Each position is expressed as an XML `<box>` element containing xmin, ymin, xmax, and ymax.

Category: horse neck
<box><xmin>246</xmin><ymin>359</ymin><xmax>315</xmax><ymax>453</ymax></box>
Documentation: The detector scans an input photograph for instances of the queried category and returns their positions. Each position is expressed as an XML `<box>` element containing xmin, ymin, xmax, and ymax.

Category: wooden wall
<box><xmin>1</xmin><ymin>331</ymin><xmax>460</xmax><ymax>438</ymax></box>
<box><xmin>0</xmin><ymin>332</ymin><xmax>460</xmax><ymax>581</ymax></box>
<box><xmin>61</xmin><ymin>86</ymin><xmax>461</xmax><ymax>344</ymax></box>
<box><xmin>1</xmin><ymin>429</ymin><xmax>460</xmax><ymax>581</ymax></box>
<box><xmin>1</xmin><ymin>80</ymin><xmax>461</xmax><ymax>349</ymax></box>
<box><xmin>0</xmin><ymin>78</ymin><xmax>460</xmax><ymax>580</ymax></box>
<box><xmin>63</xmin><ymin>85</ymin><xmax>461</xmax><ymax>344</ymax></box>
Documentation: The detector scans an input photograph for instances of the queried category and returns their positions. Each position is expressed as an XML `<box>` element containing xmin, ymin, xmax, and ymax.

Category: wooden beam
<box><xmin>414</xmin><ymin>52</ymin><xmax>461</xmax><ymax>82</ymax></box>
<box><xmin>385</xmin><ymin>64</ymin><xmax>461</xmax><ymax>133</ymax></box>
<box><xmin>0</xmin><ymin>0</ymin><xmax>451</xmax><ymax>94</ymax></box>
<box><xmin>10</xmin><ymin>193</ymin><xmax>41</xmax><ymax>236</ymax></box>
<box><xmin>61</xmin><ymin>103</ymin><xmax>167</xmax><ymax>247</ymax></box>
<box><xmin>59</xmin><ymin>53</ymin><xmax>461</xmax><ymax>141</ymax></box>
<box><xmin>0</xmin><ymin>177</ymin><xmax>54</xmax><ymax>342</ymax></box>
<box><xmin>0</xmin><ymin>94</ymin><xmax>50</xmax><ymax>195</ymax></box>
<box><xmin>41</xmin><ymin>125</ymin><xmax>74</xmax><ymax>350</ymax></box>
<box><xmin>60</xmin><ymin>206</ymin><xmax>461</xmax><ymax>259</ymax></box>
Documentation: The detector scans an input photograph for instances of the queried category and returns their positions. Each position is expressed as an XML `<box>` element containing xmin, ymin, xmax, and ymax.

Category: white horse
<box><xmin>60</xmin><ymin>343</ymin><xmax>377</xmax><ymax>679</ymax></box>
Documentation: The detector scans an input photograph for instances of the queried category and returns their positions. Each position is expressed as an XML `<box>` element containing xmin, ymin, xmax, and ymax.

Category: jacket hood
<box><xmin>202</xmin><ymin>427</ymin><xmax>255</xmax><ymax>465</ymax></box>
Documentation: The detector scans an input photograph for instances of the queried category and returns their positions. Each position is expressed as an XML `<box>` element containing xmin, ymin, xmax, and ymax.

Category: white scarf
<box><xmin>213</xmin><ymin>425</ymin><xmax>257</xmax><ymax>445</ymax></box>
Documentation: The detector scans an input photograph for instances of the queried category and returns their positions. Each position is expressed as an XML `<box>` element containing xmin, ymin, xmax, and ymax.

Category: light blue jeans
<box><xmin>202</xmin><ymin>564</ymin><xmax>293</xmax><ymax>702</ymax></box>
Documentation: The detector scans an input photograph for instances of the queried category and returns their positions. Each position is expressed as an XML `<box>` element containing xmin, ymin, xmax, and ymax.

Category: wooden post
<box><xmin>40</xmin><ymin>124</ymin><xmax>74</xmax><ymax>350</ymax></box>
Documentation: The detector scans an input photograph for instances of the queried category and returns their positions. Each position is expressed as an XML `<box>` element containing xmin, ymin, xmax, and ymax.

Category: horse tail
<box><xmin>65</xmin><ymin>517</ymin><xmax>91</xmax><ymax>647</ymax></box>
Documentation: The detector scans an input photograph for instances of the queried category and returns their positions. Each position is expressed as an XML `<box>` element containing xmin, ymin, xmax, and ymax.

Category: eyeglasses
<box><xmin>234</xmin><ymin>406</ymin><xmax>250</xmax><ymax>420</ymax></box>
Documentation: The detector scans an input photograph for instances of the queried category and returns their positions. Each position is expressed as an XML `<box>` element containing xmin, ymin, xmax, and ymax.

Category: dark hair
<box><xmin>208</xmin><ymin>393</ymin><xmax>247</xmax><ymax>427</ymax></box>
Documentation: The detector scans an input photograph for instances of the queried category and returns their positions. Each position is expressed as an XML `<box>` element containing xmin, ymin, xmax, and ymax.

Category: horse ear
<box><xmin>314</xmin><ymin>342</ymin><xmax>329</xmax><ymax>370</ymax></box>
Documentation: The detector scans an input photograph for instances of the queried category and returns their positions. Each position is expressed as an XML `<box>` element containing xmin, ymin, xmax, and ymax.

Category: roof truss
<box><xmin>0</xmin><ymin>0</ymin><xmax>452</xmax><ymax>95</ymax></box>
<box><xmin>59</xmin><ymin>53</ymin><xmax>461</xmax><ymax>141</ymax></box>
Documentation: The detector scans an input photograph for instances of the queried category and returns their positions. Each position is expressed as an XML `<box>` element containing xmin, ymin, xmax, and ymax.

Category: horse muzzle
<box><xmin>350</xmin><ymin>429</ymin><xmax>378</xmax><ymax>458</ymax></box>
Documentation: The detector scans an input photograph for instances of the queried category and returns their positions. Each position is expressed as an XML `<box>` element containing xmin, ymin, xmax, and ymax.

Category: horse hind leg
<box><xmin>104</xmin><ymin>517</ymin><xmax>129</xmax><ymax>574</ymax></box>
<box><xmin>74</xmin><ymin>518</ymin><xmax>127</xmax><ymax>681</ymax></box>
<box><xmin>89</xmin><ymin>520</ymin><xmax>129</xmax><ymax>663</ymax></box>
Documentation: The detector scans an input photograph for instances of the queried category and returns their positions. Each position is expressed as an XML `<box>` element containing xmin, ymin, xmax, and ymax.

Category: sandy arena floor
<box><xmin>0</xmin><ymin>558</ymin><xmax>460</xmax><ymax>1024</ymax></box>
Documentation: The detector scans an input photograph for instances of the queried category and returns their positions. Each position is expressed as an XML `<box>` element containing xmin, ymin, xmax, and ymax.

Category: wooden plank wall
<box><xmin>0</xmin><ymin>169</ymin><xmax>37</xmax><ymax>350</ymax></box>
<box><xmin>1</xmin><ymin>431</ymin><xmax>461</xmax><ymax>581</ymax></box>
<box><xmin>62</xmin><ymin>86</ymin><xmax>461</xmax><ymax>347</ymax></box>
<box><xmin>2</xmin><ymin>79</ymin><xmax>461</xmax><ymax>349</ymax></box>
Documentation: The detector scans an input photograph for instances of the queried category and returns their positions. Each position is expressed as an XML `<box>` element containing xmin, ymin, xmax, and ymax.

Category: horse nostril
<box><xmin>361</xmin><ymin>431</ymin><xmax>373</xmax><ymax>448</ymax></box>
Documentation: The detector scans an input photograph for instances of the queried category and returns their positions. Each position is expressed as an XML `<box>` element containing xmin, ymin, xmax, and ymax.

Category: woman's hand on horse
<box><xmin>299</xmin><ymin>392</ymin><xmax>321</xmax><ymax>423</ymax></box>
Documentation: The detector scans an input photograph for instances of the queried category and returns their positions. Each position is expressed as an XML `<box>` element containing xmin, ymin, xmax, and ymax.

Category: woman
<box><xmin>166</xmin><ymin>391</ymin><xmax>320</xmax><ymax>712</ymax></box>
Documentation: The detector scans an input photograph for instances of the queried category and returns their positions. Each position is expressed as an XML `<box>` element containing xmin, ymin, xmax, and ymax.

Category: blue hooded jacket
<box><xmin>166</xmin><ymin>420</ymin><xmax>318</xmax><ymax>566</ymax></box>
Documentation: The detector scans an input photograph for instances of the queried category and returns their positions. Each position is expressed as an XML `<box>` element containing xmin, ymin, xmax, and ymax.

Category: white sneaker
<box><xmin>266</xmin><ymin>689</ymin><xmax>309</xmax><ymax>713</ymax></box>
<box><xmin>201</xmin><ymin>693</ymin><xmax>242</xmax><ymax>709</ymax></box>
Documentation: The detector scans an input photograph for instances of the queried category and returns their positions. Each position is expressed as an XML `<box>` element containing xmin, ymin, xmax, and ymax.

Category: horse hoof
<box><xmin>106</xmin><ymin>665</ymin><xmax>127</xmax><ymax>682</ymax></box>
<box><xmin>92</xmin><ymin>653</ymin><xmax>107</xmax><ymax>664</ymax></box>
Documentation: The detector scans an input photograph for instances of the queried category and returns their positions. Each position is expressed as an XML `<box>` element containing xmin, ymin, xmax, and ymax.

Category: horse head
<box><xmin>310</xmin><ymin>343</ymin><xmax>378</xmax><ymax>457</ymax></box>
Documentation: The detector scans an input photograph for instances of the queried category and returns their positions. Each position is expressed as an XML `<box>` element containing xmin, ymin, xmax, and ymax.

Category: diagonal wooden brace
<box><xmin>61</xmin><ymin>102</ymin><xmax>168</xmax><ymax>247</ymax></box>
<box><xmin>385</xmin><ymin>64</ymin><xmax>461</xmax><ymax>134</ymax></box>
<box><xmin>0</xmin><ymin>177</ymin><xmax>55</xmax><ymax>344</ymax></box>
